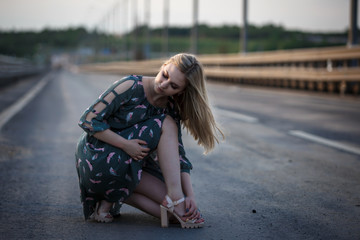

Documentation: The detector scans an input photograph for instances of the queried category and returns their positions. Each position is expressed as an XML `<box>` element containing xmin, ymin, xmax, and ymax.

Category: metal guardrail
<box><xmin>199</xmin><ymin>46</ymin><xmax>360</xmax><ymax>67</ymax></box>
<box><xmin>78</xmin><ymin>46</ymin><xmax>360</xmax><ymax>95</ymax></box>
<box><xmin>205</xmin><ymin>67</ymin><xmax>360</xmax><ymax>94</ymax></box>
<box><xmin>0</xmin><ymin>55</ymin><xmax>46</xmax><ymax>87</ymax></box>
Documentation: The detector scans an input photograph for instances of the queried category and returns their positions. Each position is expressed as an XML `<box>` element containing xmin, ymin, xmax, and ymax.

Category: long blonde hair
<box><xmin>166</xmin><ymin>53</ymin><xmax>224</xmax><ymax>154</ymax></box>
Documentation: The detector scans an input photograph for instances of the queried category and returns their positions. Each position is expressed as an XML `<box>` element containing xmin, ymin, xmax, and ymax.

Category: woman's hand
<box><xmin>123</xmin><ymin>139</ymin><xmax>150</xmax><ymax>161</ymax></box>
<box><xmin>183</xmin><ymin>195</ymin><xmax>203</xmax><ymax>221</ymax></box>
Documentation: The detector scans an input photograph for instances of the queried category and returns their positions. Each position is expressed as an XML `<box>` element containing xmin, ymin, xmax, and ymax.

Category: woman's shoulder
<box><xmin>124</xmin><ymin>75</ymin><xmax>142</xmax><ymax>82</ymax></box>
<box><xmin>115</xmin><ymin>75</ymin><xmax>142</xmax><ymax>86</ymax></box>
<box><xmin>112</xmin><ymin>75</ymin><xmax>143</xmax><ymax>94</ymax></box>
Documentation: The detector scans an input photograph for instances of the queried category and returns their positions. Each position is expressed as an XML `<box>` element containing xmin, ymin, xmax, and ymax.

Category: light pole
<box><xmin>241</xmin><ymin>0</ymin><xmax>248</xmax><ymax>54</ymax></box>
<box><xmin>191</xmin><ymin>0</ymin><xmax>199</xmax><ymax>54</ymax></box>
<box><xmin>163</xmin><ymin>0</ymin><xmax>169</xmax><ymax>57</ymax></box>
<box><xmin>348</xmin><ymin>0</ymin><xmax>358</xmax><ymax>47</ymax></box>
<box><xmin>144</xmin><ymin>0</ymin><xmax>151</xmax><ymax>59</ymax></box>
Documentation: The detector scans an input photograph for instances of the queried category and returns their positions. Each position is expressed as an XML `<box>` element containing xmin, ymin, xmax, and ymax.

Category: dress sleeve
<box><xmin>78</xmin><ymin>78</ymin><xmax>137</xmax><ymax>136</ymax></box>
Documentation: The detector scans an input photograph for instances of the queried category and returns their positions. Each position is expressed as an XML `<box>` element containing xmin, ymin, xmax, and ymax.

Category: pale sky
<box><xmin>0</xmin><ymin>0</ymin><xmax>355</xmax><ymax>33</ymax></box>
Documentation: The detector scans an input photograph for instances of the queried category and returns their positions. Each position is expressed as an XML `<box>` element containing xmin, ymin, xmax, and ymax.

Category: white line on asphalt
<box><xmin>215</xmin><ymin>108</ymin><xmax>259</xmax><ymax>123</ymax></box>
<box><xmin>0</xmin><ymin>72</ymin><xmax>53</xmax><ymax>131</ymax></box>
<box><xmin>289</xmin><ymin>130</ymin><xmax>360</xmax><ymax>156</ymax></box>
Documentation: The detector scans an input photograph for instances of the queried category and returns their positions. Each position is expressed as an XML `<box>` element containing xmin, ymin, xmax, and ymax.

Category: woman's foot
<box><xmin>160</xmin><ymin>195</ymin><xmax>204</xmax><ymax>228</ymax></box>
<box><xmin>162</xmin><ymin>197</ymin><xmax>204</xmax><ymax>224</ymax></box>
<box><xmin>94</xmin><ymin>200</ymin><xmax>114</xmax><ymax>223</ymax></box>
<box><xmin>163</xmin><ymin>198</ymin><xmax>186</xmax><ymax>218</ymax></box>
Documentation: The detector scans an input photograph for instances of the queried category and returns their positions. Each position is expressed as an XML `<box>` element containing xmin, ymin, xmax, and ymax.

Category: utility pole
<box><xmin>241</xmin><ymin>0</ymin><xmax>248</xmax><ymax>54</ymax></box>
<box><xmin>112</xmin><ymin>2</ymin><xmax>118</xmax><ymax>55</ymax></box>
<box><xmin>348</xmin><ymin>0</ymin><xmax>359</xmax><ymax>68</ymax></box>
<box><xmin>191</xmin><ymin>0</ymin><xmax>199</xmax><ymax>55</ymax></box>
<box><xmin>122</xmin><ymin>0</ymin><xmax>129</xmax><ymax>60</ymax></box>
<box><xmin>163</xmin><ymin>0</ymin><xmax>169</xmax><ymax>57</ymax></box>
<box><xmin>144</xmin><ymin>0</ymin><xmax>151</xmax><ymax>59</ymax></box>
<box><xmin>106</xmin><ymin>12</ymin><xmax>111</xmax><ymax>53</ymax></box>
<box><xmin>133</xmin><ymin>0</ymin><xmax>139</xmax><ymax>60</ymax></box>
<box><xmin>348</xmin><ymin>0</ymin><xmax>358</xmax><ymax>47</ymax></box>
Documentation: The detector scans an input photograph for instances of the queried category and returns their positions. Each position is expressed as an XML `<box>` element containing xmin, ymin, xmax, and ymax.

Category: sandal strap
<box><xmin>165</xmin><ymin>195</ymin><xmax>185</xmax><ymax>210</ymax></box>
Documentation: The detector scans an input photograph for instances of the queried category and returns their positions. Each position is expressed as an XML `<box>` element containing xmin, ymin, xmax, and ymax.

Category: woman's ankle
<box><xmin>167</xmin><ymin>190</ymin><xmax>184</xmax><ymax>202</ymax></box>
<box><xmin>98</xmin><ymin>200</ymin><xmax>113</xmax><ymax>213</ymax></box>
<box><xmin>163</xmin><ymin>195</ymin><xmax>186</xmax><ymax>216</ymax></box>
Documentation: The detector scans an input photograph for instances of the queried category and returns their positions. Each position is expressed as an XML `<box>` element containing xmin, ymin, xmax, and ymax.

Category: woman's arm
<box><xmin>80</xmin><ymin>78</ymin><xmax>150</xmax><ymax>160</ymax></box>
<box><xmin>181</xmin><ymin>172</ymin><xmax>202</xmax><ymax>219</ymax></box>
<box><xmin>94</xmin><ymin>129</ymin><xmax>150</xmax><ymax>161</ymax></box>
<box><xmin>181</xmin><ymin>172</ymin><xmax>195</xmax><ymax>198</ymax></box>
<box><xmin>93</xmin><ymin>129</ymin><xmax>127</xmax><ymax>149</ymax></box>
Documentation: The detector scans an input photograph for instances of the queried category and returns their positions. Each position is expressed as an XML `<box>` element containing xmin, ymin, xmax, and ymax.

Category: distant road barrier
<box><xmin>205</xmin><ymin>67</ymin><xmax>360</xmax><ymax>95</ymax></box>
<box><xmin>0</xmin><ymin>55</ymin><xmax>45</xmax><ymax>87</ymax></box>
<box><xmin>199</xmin><ymin>46</ymin><xmax>360</xmax><ymax>67</ymax></box>
<box><xmin>79</xmin><ymin>46</ymin><xmax>360</xmax><ymax>95</ymax></box>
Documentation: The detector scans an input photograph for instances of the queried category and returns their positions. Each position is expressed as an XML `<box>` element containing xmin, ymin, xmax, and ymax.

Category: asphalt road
<box><xmin>0</xmin><ymin>70</ymin><xmax>359</xmax><ymax>240</ymax></box>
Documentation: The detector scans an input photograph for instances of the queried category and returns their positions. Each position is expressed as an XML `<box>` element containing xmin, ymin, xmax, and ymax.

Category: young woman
<box><xmin>75</xmin><ymin>53</ymin><xmax>224</xmax><ymax>228</ymax></box>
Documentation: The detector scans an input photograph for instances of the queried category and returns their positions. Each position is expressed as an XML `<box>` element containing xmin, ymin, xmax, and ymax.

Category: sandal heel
<box><xmin>160</xmin><ymin>206</ymin><xmax>169</xmax><ymax>227</ymax></box>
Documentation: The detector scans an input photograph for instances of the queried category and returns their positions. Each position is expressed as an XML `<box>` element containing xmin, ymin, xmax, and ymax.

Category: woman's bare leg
<box><xmin>125</xmin><ymin>193</ymin><xmax>161</xmax><ymax>217</ymax></box>
<box><xmin>156</xmin><ymin>116</ymin><xmax>186</xmax><ymax>216</ymax></box>
<box><xmin>100</xmin><ymin>116</ymin><xmax>185</xmax><ymax>216</ymax></box>
<box><xmin>125</xmin><ymin>171</ymin><xmax>167</xmax><ymax>218</ymax></box>
<box><xmin>98</xmin><ymin>172</ymin><xmax>166</xmax><ymax>217</ymax></box>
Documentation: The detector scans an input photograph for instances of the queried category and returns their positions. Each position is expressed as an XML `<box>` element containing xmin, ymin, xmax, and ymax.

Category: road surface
<box><xmin>0</xmin><ymin>70</ymin><xmax>359</xmax><ymax>239</ymax></box>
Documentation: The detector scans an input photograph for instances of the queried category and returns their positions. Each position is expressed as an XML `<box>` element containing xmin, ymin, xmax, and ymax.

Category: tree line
<box><xmin>0</xmin><ymin>24</ymin><xmax>349</xmax><ymax>62</ymax></box>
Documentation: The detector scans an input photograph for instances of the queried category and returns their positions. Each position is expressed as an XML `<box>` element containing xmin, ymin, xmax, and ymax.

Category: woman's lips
<box><xmin>157</xmin><ymin>85</ymin><xmax>164</xmax><ymax>92</ymax></box>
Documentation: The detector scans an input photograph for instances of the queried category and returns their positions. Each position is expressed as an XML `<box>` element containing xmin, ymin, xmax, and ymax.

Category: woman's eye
<box><xmin>171</xmin><ymin>84</ymin><xmax>178</xmax><ymax>89</ymax></box>
<box><xmin>162</xmin><ymin>72</ymin><xmax>168</xmax><ymax>79</ymax></box>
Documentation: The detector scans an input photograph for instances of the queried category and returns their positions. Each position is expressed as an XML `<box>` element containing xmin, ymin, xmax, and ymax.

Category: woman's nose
<box><xmin>160</xmin><ymin>80</ymin><xmax>169</xmax><ymax>88</ymax></box>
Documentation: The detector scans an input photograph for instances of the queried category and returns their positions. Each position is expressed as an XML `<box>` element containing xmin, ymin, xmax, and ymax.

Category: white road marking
<box><xmin>215</xmin><ymin>108</ymin><xmax>259</xmax><ymax>123</ymax></box>
<box><xmin>0</xmin><ymin>72</ymin><xmax>53</xmax><ymax>131</ymax></box>
<box><xmin>289</xmin><ymin>130</ymin><xmax>360</xmax><ymax>156</ymax></box>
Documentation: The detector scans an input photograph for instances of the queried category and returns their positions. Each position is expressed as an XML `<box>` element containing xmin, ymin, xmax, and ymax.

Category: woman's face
<box><xmin>154</xmin><ymin>63</ymin><xmax>187</xmax><ymax>96</ymax></box>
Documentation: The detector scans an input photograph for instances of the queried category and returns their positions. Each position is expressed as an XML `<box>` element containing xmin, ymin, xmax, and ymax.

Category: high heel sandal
<box><xmin>160</xmin><ymin>195</ymin><xmax>204</xmax><ymax>229</ymax></box>
<box><xmin>94</xmin><ymin>202</ymin><xmax>114</xmax><ymax>223</ymax></box>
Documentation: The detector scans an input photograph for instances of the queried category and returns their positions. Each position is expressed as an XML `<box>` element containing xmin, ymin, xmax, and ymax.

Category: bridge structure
<box><xmin>79</xmin><ymin>45</ymin><xmax>360</xmax><ymax>95</ymax></box>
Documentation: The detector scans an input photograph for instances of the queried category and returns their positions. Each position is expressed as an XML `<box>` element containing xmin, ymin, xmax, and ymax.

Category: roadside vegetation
<box><xmin>0</xmin><ymin>24</ymin><xmax>349</xmax><ymax>64</ymax></box>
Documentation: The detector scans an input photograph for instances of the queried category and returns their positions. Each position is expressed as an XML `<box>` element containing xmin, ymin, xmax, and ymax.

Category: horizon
<box><xmin>0</xmin><ymin>22</ymin><xmax>350</xmax><ymax>34</ymax></box>
<box><xmin>0</xmin><ymin>0</ymin><xmax>356</xmax><ymax>34</ymax></box>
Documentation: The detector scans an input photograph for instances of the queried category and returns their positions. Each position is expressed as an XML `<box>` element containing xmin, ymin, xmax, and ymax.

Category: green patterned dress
<box><xmin>75</xmin><ymin>75</ymin><xmax>192</xmax><ymax>220</ymax></box>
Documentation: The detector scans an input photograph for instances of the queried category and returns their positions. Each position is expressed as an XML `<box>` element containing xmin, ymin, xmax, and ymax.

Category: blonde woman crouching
<box><xmin>75</xmin><ymin>53</ymin><xmax>224</xmax><ymax>228</ymax></box>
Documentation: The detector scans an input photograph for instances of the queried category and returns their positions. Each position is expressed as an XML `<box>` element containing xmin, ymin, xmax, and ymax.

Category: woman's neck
<box><xmin>143</xmin><ymin>76</ymin><xmax>168</xmax><ymax>108</ymax></box>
